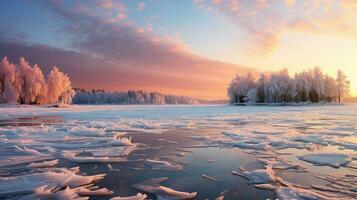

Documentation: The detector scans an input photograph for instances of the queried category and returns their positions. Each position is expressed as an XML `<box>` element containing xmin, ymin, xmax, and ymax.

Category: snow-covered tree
<box><xmin>336</xmin><ymin>70</ymin><xmax>350</xmax><ymax>104</ymax></box>
<box><xmin>256</xmin><ymin>73</ymin><xmax>268</xmax><ymax>103</ymax></box>
<box><xmin>246</xmin><ymin>88</ymin><xmax>257</xmax><ymax>104</ymax></box>
<box><xmin>17</xmin><ymin>57</ymin><xmax>47</xmax><ymax>104</ymax></box>
<box><xmin>47</xmin><ymin>66</ymin><xmax>75</xmax><ymax>104</ymax></box>
<box><xmin>293</xmin><ymin>72</ymin><xmax>310</xmax><ymax>102</ymax></box>
<box><xmin>313</xmin><ymin>67</ymin><xmax>325</xmax><ymax>102</ymax></box>
<box><xmin>267</xmin><ymin>68</ymin><xmax>291</xmax><ymax>103</ymax></box>
<box><xmin>0</xmin><ymin>57</ymin><xmax>19</xmax><ymax>103</ymax></box>
<box><xmin>324</xmin><ymin>74</ymin><xmax>337</xmax><ymax>102</ymax></box>
<box><xmin>227</xmin><ymin>72</ymin><xmax>256</xmax><ymax>103</ymax></box>
<box><xmin>0</xmin><ymin>56</ymin><xmax>75</xmax><ymax>105</ymax></box>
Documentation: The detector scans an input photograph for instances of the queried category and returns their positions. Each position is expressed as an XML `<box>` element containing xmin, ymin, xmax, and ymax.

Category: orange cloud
<box><xmin>194</xmin><ymin>0</ymin><xmax>357</xmax><ymax>56</ymax></box>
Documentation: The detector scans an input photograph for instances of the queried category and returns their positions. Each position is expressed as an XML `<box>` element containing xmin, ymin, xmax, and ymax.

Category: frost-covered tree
<box><xmin>246</xmin><ymin>88</ymin><xmax>257</xmax><ymax>104</ymax></box>
<box><xmin>227</xmin><ymin>72</ymin><xmax>256</xmax><ymax>103</ymax></box>
<box><xmin>336</xmin><ymin>70</ymin><xmax>350</xmax><ymax>104</ymax></box>
<box><xmin>17</xmin><ymin>57</ymin><xmax>47</xmax><ymax>104</ymax></box>
<box><xmin>0</xmin><ymin>57</ymin><xmax>19</xmax><ymax>103</ymax></box>
<box><xmin>0</xmin><ymin>56</ymin><xmax>75</xmax><ymax>105</ymax></box>
<box><xmin>324</xmin><ymin>74</ymin><xmax>337</xmax><ymax>102</ymax></box>
<box><xmin>47</xmin><ymin>66</ymin><xmax>75</xmax><ymax>104</ymax></box>
<box><xmin>267</xmin><ymin>68</ymin><xmax>291</xmax><ymax>103</ymax></box>
<box><xmin>256</xmin><ymin>73</ymin><xmax>268</xmax><ymax>103</ymax></box>
<box><xmin>294</xmin><ymin>72</ymin><xmax>310</xmax><ymax>102</ymax></box>
<box><xmin>313</xmin><ymin>67</ymin><xmax>325</xmax><ymax>102</ymax></box>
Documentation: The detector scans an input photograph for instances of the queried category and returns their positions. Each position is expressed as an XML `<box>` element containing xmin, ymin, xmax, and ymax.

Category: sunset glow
<box><xmin>0</xmin><ymin>0</ymin><xmax>356</xmax><ymax>99</ymax></box>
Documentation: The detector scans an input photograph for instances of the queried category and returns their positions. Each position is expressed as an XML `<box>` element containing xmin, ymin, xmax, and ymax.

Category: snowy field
<box><xmin>0</xmin><ymin>104</ymin><xmax>357</xmax><ymax>199</ymax></box>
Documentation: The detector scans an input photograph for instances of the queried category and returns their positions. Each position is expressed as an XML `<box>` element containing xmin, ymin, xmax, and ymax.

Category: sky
<box><xmin>0</xmin><ymin>0</ymin><xmax>356</xmax><ymax>100</ymax></box>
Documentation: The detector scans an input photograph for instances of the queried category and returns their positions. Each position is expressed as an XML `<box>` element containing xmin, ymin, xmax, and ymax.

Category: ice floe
<box><xmin>132</xmin><ymin>177</ymin><xmax>197</xmax><ymax>199</ymax></box>
<box><xmin>201</xmin><ymin>173</ymin><xmax>217</xmax><ymax>181</ymax></box>
<box><xmin>298</xmin><ymin>153</ymin><xmax>352</xmax><ymax>168</ymax></box>
<box><xmin>0</xmin><ymin>168</ymin><xmax>105</xmax><ymax>197</ymax></box>
<box><xmin>232</xmin><ymin>165</ymin><xmax>276</xmax><ymax>184</ymax></box>
<box><xmin>63</xmin><ymin>151</ymin><xmax>128</xmax><ymax>163</ymax></box>
<box><xmin>0</xmin><ymin>154</ymin><xmax>54</xmax><ymax>167</ymax></box>
<box><xmin>27</xmin><ymin>159</ymin><xmax>58</xmax><ymax>168</ymax></box>
<box><xmin>110</xmin><ymin>193</ymin><xmax>147</xmax><ymax>200</ymax></box>
<box><xmin>18</xmin><ymin>186</ymin><xmax>89</xmax><ymax>200</ymax></box>
<box><xmin>74</xmin><ymin>186</ymin><xmax>113</xmax><ymax>196</ymax></box>
<box><xmin>144</xmin><ymin>159</ymin><xmax>183</xmax><ymax>171</ymax></box>
<box><xmin>257</xmin><ymin>158</ymin><xmax>302</xmax><ymax>170</ymax></box>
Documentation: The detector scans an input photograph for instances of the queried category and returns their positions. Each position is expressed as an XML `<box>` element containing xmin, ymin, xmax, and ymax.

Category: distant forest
<box><xmin>228</xmin><ymin>67</ymin><xmax>350</xmax><ymax>104</ymax></box>
<box><xmin>73</xmin><ymin>89</ymin><xmax>201</xmax><ymax>105</ymax></box>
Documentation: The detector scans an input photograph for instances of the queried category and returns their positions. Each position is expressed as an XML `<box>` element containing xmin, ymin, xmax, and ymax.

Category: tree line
<box><xmin>72</xmin><ymin>89</ymin><xmax>201</xmax><ymax>104</ymax></box>
<box><xmin>227</xmin><ymin>68</ymin><xmax>350</xmax><ymax>104</ymax></box>
<box><xmin>0</xmin><ymin>57</ymin><xmax>75</xmax><ymax>105</ymax></box>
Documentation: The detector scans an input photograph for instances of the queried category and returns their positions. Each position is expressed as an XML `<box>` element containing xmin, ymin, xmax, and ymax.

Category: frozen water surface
<box><xmin>0</xmin><ymin>104</ymin><xmax>356</xmax><ymax>199</ymax></box>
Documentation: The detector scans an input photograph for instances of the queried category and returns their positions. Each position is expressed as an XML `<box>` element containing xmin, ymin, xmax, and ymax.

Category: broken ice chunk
<box><xmin>27</xmin><ymin>159</ymin><xmax>58</xmax><ymax>168</ymax></box>
<box><xmin>74</xmin><ymin>187</ymin><xmax>113</xmax><ymax>196</ymax></box>
<box><xmin>110</xmin><ymin>193</ymin><xmax>147</xmax><ymax>200</ymax></box>
<box><xmin>298</xmin><ymin>153</ymin><xmax>352</xmax><ymax>168</ymax></box>
<box><xmin>232</xmin><ymin>165</ymin><xmax>276</xmax><ymax>184</ymax></box>
<box><xmin>132</xmin><ymin>177</ymin><xmax>197</xmax><ymax>199</ymax></box>
<box><xmin>145</xmin><ymin>159</ymin><xmax>183</xmax><ymax>171</ymax></box>
<box><xmin>0</xmin><ymin>168</ymin><xmax>105</xmax><ymax>196</ymax></box>
<box><xmin>63</xmin><ymin>151</ymin><xmax>127</xmax><ymax>163</ymax></box>
<box><xmin>18</xmin><ymin>186</ymin><xmax>89</xmax><ymax>200</ymax></box>
<box><xmin>275</xmin><ymin>187</ymin><xmax>303</xmax><ymax>200</ymax></box>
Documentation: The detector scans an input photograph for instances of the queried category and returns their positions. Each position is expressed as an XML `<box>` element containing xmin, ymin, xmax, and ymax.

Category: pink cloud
<box><xmin>1</xmin><ymin>1</ymin><xmax>254</xmax><ymax>100</ymax></box>
<box><xmin>99</xmin><ymin>0</ymin><xmax>114</xmax><ymax>9</ymax></box>
<box><xmin>137</xmin><ymin>2</ymin><xmax>145</xmax><ymax>10</ymax></box>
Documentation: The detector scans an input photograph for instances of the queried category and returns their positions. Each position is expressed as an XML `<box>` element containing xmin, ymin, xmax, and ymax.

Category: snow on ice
<box><xmin>0</xmin><ymin>104</ymin><xmax>356</xmax><ymax>199</ymax></box>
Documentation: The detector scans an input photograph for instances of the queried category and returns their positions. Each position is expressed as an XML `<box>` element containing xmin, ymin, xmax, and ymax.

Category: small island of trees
<box><xmin>227</xmin><ymin>68</ymin><xmax>350</xmax><ymax>104</ymax></box>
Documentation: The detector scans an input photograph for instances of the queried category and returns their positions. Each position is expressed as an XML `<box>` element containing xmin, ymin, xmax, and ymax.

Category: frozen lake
<box><xmin>0</xmin><ymin>104</ymin><xmax>356</xmax><ymax>199</ymax></box>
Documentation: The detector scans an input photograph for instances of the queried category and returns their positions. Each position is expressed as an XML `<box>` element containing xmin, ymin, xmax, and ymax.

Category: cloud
<box><xmin>137</xmin><ymin>2</ymin><xmax>145</xmax><ymax>11</ymax></box>
<box><xmin>0</xmin><ymin>1</ymin><xmax>253</xmax><ymax>100</ymax></box>
<box><xmin>194</xmin><ymin>0</ymin><xmax>357</xmax><ymax>56</ymax></box>
<box><xmin>99</xmin><ymin>0</ymin><xmax>114</xmax><ymax>9</ymax></box>
<box><xmin>0</xmin><ymin>39</ymin><xmax>253</xmax><ymax>99</ymax></box>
